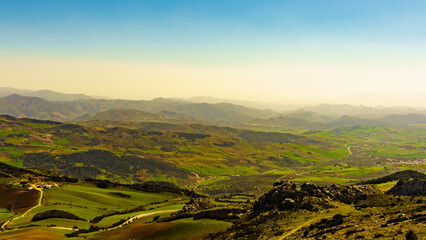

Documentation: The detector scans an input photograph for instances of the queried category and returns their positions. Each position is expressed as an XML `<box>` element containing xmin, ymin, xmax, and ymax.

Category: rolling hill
<box><xmin>0</xmin><ymin>114</ymin><xmax>350</xmax><ymax>187</ymax></box>
<box><xmin>378</xmin><ymin>113</ymin><xmax>426</xmax><ymax>125</ymax></box>
<box><xmin>76</xmin><ymin>108</ymin><xmax>200</xmax><ymax>123</ymax></box>
<box><xmin>0</xmin><ymin>94</ymin><xmax>279</xmax><ymax>122</ymax></box>
<box><xmin>299</xmin><ymin>104</ymin><xmax>426</xmax><ymax>118</ymax></box>
<box><xmin>0</xmin><ymin>87</ymin><xmax>95</xmax><ymax>101</ymax></box>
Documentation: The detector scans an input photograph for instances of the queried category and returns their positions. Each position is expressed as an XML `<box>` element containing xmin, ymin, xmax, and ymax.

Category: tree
<box><xmin>406</xmin><ymin>230</ymin><xmax>418</xmax><ymax>240</ymax></box>
<box><xmin>7</xmin><ymin>203</ymin><xmax>13</xmax><ymax>212</ymax></box>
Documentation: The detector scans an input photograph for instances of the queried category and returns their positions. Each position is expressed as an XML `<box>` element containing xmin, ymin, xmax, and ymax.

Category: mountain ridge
<box><xmin>0</xmin><ymin>94</ymin><xmax>280</xmax><ymax>122</ymax></box>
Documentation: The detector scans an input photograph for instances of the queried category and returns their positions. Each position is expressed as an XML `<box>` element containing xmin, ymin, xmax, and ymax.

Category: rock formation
<box><xmin>253</xmin><ymin>180</ymin><xmax>382</xmax><ymax>213</ymax></box>
<box><xmin>179</xmin><ymin>197</ymin><xmax>216</xmax><ymax>214</ymax></box>
<box><xmin>387</xmin><ymin>179</ymin><xmax>426</xmax><ymax>196</ymax></box>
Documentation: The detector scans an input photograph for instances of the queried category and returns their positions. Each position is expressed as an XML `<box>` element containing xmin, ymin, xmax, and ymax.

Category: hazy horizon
<box><xmin>2</xmin><ymin>86</ymin><xmax>426</xmax><ymax>110</ymax></box>
<box><xmin>1</xmin><ymin>1</ymin><xmax>426</xmax><ymax>107</ymax></box>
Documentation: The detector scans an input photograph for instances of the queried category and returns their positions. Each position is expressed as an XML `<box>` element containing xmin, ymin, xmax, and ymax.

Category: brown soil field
<box><xmin>0</xmin><ymin>228</ymin><xmax>63</xmax><ymax>240</ymax></box>
<box><xmin>93</xmin><ymin>222</ymin><xmax>179</xmax><ymax>240</ymax></box>
<box><xmin>0</xmin><ymin>185</ymin><xmax>38</xmax><ymax>213</ymax></box>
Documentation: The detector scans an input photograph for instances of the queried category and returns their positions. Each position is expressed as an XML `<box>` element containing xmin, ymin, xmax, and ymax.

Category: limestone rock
<box><xmin>328</xmin><ymin>184</ymin><xmax>381</xmax><ymax>204</ymax></box>
<box><xmin>179</xmin><ymin>197</ymin><xmax>216</xmax><ymax>214</ymax></box>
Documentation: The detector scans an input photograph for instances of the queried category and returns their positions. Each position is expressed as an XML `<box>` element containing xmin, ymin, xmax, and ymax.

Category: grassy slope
<box><xmin>86</xmin><ymin>218</ymin><xmax>232</xmax><ymax>240</ymax></box>
<box><xmin>0</xmin><ymin>116</ymin><xmax>349</xmax><ymax>186</ymax></box>
<box><xmin>8</xmin><ymin>183</ymin><xmax>185</xmax><ymax>229</ymax></box>
<box><xmin>0</xmin><ymin>228</ymin><xmax>64</xmax><ymax>240</ymax></box>
<box><xmin>1</xmin><ymin>116</ymin><xmax>425</xmax><ymax>195</ymax></box>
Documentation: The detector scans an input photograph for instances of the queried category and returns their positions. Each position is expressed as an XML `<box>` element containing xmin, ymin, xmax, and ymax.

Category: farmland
<box><xmin>0</xmin><ymin>115</ymin><xmax>425</xmax><ymax>196</ymax></box>
<box><xmin>0</xmin><ymin>115</ymin><xmax>425</xmax><ymax>239</ymax></box>
<box><xmin>7</xmin><ymin>183</ymin><xmax>188</xmax><ymax>230</ymax></box>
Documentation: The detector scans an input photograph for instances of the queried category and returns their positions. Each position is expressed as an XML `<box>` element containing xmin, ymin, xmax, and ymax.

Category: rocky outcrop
<box><xmin>179</xmin><ymin>197</ymin><xmax>216</xmax><ymax>214</ymax></box>
<box><xmin>253</xmin><ymin>181</ymin><xmax>334</xmax><ymax>213</ymax></box>
<box><xmin>253</xmin><ymin>180</ymin><xmax>382</xmax><ymax>213</ymax></box>
<box><xmin>387</xmin><ymin>179</ymin><xmax>426</xmax><ymax>196</ymax></box>
<box><xmin>328</xmin><ymin>184</ymin><xmax>381</xmax><ymax>204</ymax></box>
<box><xmin>300</xmin><ymin>182</ymin><xmax>381</xmax><ymax>204</ymax></box>
<box><xmin>300</xmin><ymin>182</ymin><xmax>333</xmax><ymax>198</ymax></box>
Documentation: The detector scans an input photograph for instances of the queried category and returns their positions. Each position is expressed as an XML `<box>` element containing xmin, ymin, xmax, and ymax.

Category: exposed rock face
<box><xmin>253</xmin><ymin>181</ymin><xmax>333</xmax><ymax>213</ymax></box>
<box><xmin>387</xmin><ymin>179</ymin><xmax>426</xmax><ymax>196</ymax></box>
<box><xmin>179</xmin><ymin>197</ymin><xmax>216</xmax><ymax>214</ymax></box>
<box><xmin>300</xmin><ymin>182</ymin><xmax>332</xmax><ymax>198</ymax></box>
<box><xmin>328</xmin><ymin>184</ymin><xmax>381</xmax><ymax>204</ymax></box>
<box><xmin>253</xmin><ymin>181</ymin><xmax>382</xmax><ymax>213</ymax></box>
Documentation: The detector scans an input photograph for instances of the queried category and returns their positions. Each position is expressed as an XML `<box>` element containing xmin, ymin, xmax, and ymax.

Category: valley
<box><xmin>3</xmin><ymin>1</ymin><xmax>426</xmax><ymax>238</ymax></box>
<box><xmin>0</xmin><ymin>91</ymin><xmax>425</xmax><ymax>239</ymax></box>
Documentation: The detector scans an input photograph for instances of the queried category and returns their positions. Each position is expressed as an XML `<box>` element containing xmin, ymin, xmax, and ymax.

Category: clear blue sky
<box><xmin>1</xmin><ymin>1</ymin><xmax>426</xmax><ymax>104</ymax></box>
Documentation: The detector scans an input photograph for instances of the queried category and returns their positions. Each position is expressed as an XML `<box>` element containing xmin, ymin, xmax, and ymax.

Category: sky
<box><xmin>1</xmin><ymin>0</ymin><xmax>426</xmax><ymax>105</ymax></box>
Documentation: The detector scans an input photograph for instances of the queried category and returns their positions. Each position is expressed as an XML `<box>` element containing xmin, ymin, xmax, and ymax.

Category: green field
<box><xmin>84</xmin><ymin>217</ymin><xmax>233</xmax><ymax>240</ymax></box>
<box><xmin>0</xmin><ymin>209</ymin><xmax>14</xmax><ymax>221</ymax></box>
<box><xmin>8</xmin><ymin>183</ymin><xmax>187</xmax><ymax>230</ymax></box>
<box><xmin>95</xmin><ymin>203</ymin><xmax>185</xmax><ymax>228</ymax></box>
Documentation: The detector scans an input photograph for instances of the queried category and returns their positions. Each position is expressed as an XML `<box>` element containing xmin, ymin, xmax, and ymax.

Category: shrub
<box><xmin>110</xmin><ymin>192</ymin><xmax>131</xmax><ymax>198</ymax></box>
<box><xmin>406</xmin><ymin>230</ymin><xmax>418</xmax><ymax>240</ymax></box>
<box><xmin>32</xmin><ymin>210</ymin><xmax>85</xmax><ymax>221</ymax></box>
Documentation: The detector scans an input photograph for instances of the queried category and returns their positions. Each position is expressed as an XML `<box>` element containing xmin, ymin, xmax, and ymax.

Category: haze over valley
<box><xmin>1</xmin><ymin>1</ymin><xmax>425</xmax><ymax>240</ymax></box>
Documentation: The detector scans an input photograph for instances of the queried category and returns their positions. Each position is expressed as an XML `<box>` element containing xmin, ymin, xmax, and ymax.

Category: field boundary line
<box><xmin>105</xmin><ymin>209</ymin><xmax>180</xmax><ymax>231</ymax></box>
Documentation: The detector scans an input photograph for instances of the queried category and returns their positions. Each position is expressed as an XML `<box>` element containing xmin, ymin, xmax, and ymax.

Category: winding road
<box><xmin>1</xmin><ymin>187</ymin><xmax>43</xmax><ymax>231</ymax></box>
<box><xmin>344</xmin><ymin>143</ymin><xmax>352</xmax><ymax>155</ymax></box>
<box><xmin>0</xmin><ymin>187</ymin><xmax>181</xmax><ymax>234</ymax></box>
<box><xmin>105</xmin><ymin>209</ymin><xmax>180</xmax><ymax>231</ymax></box>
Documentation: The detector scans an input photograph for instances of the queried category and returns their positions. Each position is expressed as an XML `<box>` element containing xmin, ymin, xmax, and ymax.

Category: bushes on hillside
<box><xmin>308</xmin><ymin>214</ymin><xmax>346</xmax><ymax>231</ymax></box>
<box><xmin>110</xmin><ymin>192</ymin><xmax>131</xmax><ymax>198</ymax></box>
<box><xmin>361</xmin><ymin>170</ymin><xmax>426</xmax><ymax>185</ymax></box>
<box><xmin>32</xmin><ymin>210</ymin><xmax>85</xmax><ymax>222</ymax></box>
<box><xmin>177</xmin><ymin>132</ymin><xmax>210</xmax><ymax>141</ymax></box>
<box><xmin>406</xmin><ymin>230</ymin><xmax>418</xmax><ymax>240</ymax></box>
<box><xmin>22</xmin><ymin>150</ymin><xmax>192</xmax><ymax>182</ymax></box>
<box><xmin>130</xmin><ymin>181</ymin><xmax>201</xmax><ymax>198</ymax></box>
<box><xmin>193</xmin><ymin>208</ymin><xmax>246</xmax><ymax>221</ymax></box>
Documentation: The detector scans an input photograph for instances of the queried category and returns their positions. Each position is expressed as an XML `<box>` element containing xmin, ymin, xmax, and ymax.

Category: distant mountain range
<box><xmin>298</xmin><ymin>104</ymin><xmax>426</xmax><ymax>118</ymax></box>
<box><xmin>1</xmin><ymin>88</ymin><xmax>426</xmax><ymax>130</ymax></box>
<box><xmin>254</xmin><ymin>112</ymin><xmax>426</xmax><ymax>130</ymax></box>
<box><xmin>187</xmin><ymin>96</ymin><xmax>301</xmax><ymax>112</ymax></box>
<box><xmin>0</xmin><ymin>87</ymin><xmax>95</xmax><ymax>101</ymax></box>
<box><xmin>0</xmin><ymin>94</ymin><xmax>278</xmax><ymax>122</ymax></box>
<box><xmin>77</xmin><ymin>108</ymin><xmax>200</xmax><ymax>123</ymax></box>
<box><xmin>332</xmin><ymin>91</ymin><xmax>426</xmax><ymax>108</ymax></box>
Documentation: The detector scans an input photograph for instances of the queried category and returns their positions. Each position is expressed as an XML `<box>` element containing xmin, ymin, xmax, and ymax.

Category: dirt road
<box><xmin>105</xmin><ymin>209</ymin><xmax>180</xmax><ymax>231</ymax></box>
<box><xmin>1</xmin><ymin>188</ymin><xmax>43</xmax><ymax>231</ymax></box>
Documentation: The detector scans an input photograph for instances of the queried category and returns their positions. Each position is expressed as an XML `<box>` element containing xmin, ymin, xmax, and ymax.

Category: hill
<box><xmin>2</xmin><ymin>114</ymin><xmax>425</xmax><ymax>195</ymax></box>
<box><xmin>23</xmin><ymin>89</ymin><xmax>94</xmax><ymax>101</ymax></box>
<box><xmin>0</xmin><ymin>115</ymin><xmax>350</xmax><ymax>187</ymax></box>
<box><xmin>0</xmin><ymin>87</ymin><xmax>32</xmax><ymax>98</ymax></box>
<box><xmin>0</xmin><ymin>87</ymin><xmax>94</xmax><ymax>101</ymax></box>
<box><xmin>361</xmin><ymin>170</ymin><xmax>426</xmax><ymax>185</ymax></box>
<box><xmin>0</xmin><ymin>94</ymin><xmax>83</xmax><ymax>121</ymax></box>
<box><xmin>379</xmin><ymin>113</ymin><xmax>426</xmax><ymax>125</ymax></box>
<box><xmin>0</xmin><ymin>94</ymin><xmax>279</xmax><ymax>122</ymax></box>
<box><xmin>298</xmin><ymin>104</ymin><xmax>426</xmax><ymax>118</ymax></box>
<box><xmin>2</xmin><ymin>90</ymin><xmax>426</xmax><ymax>131</ymax></box>
<box><xmin>209</xmin><ymin>180</ymin><xmax>426</xmax><ymax>239</ymax></box>
<box><xmin>76</xmin><ymin>108</ymin><xmax>199</xmax><ymax>123</ymax></box>
<box><xmin>237</xmin><ymin>111</ymin><xmax>426</xmax><ymax>131</ymax></box>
